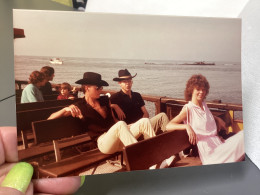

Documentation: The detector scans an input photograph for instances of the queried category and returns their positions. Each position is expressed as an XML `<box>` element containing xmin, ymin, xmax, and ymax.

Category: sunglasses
<box><xmin>121</xmin><ymin>79</ymin><xmax>132</xmax><ymax>83</ymax></box>
<box><xmin>95</xmin><ymin>86</ymin><xmax>103</xmax><ymax>90</ymax></box>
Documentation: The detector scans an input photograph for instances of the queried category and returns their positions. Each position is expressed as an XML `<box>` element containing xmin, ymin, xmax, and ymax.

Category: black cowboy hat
<box><xmin>75</xmin><ymin>72</ymin><xmax>109</xmax><ymax>86</ymax></box>
<box><xmin>113</xmin><ymin>69</ymin><xmax>137</xmax><ymax>82</ymax></box>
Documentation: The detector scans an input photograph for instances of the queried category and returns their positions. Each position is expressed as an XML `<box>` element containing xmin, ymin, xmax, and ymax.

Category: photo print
<box><xmin>13</xmin><ymin>9</ymin><xmax>244</xmax><ymax>178</ymax></box>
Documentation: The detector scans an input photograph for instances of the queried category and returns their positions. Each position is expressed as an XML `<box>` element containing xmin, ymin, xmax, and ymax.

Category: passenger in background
<box><xmin>40</xmin><ymin>66</ymin><xmax>55</xmax><ymax>96</ymax></box>
<box><xmin>57</xmin><ymin>82</ymin><xmax>75</xmax><ymax>100</ymax></box>
<box><xmin>21</xmin><ymin>71</ymin><xmax>46</xmax><ymax>103</ymax></box>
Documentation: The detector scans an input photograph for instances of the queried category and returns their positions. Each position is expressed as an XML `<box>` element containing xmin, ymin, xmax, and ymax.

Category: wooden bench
<box><xmin>18</xmin><ymin>116</ymin><xmax>90</xmax><ymax>161</ymax></box>
<box><xmin>15</xmin><ymin>80</ymin><xmax>28</xmax><ymax>91</ymax></box>
<box><xmin>16</xmin><ymin>88</ymin><xmax>59</xmax><ymax>97</ymax></box>
<box><xmin>36</xmin><ymin>134</ymin><xmax>122</xmax><ymax>178</ymax></box>
<box><xmin>18</xmin><ymin>133</ymin><xmax>92</xmax><ymax>162</ymax></box>
<box><xmin>16</xmin><ymin>93</ymin><xmax>60</xmax><ymax>103</ymax></box>
<box><xmin>36</xmin><ymin>149</ymin><xmax>122</xmax><ymax>178</ymax></box>
<box><xmin>16</xmin><ymin>106</ymin><xmax>65</xmax><ymax>147</ymax></box>
<box><xmin>16</xmin><ymin>98</ymin><xmax>79</xmax><ymax>112</ymax></box>
<box><xmin>42</xmin><ymin>94</ymin><xmax>59</xmax><ymax>101</ymax></box>
<box><xmin>123</xmin><ymin>130</ymin><xmax>191</xmax><ymax>171</ymax></box>
<box><xmin>165</xmin><ymin>102</ymin><xmax>237</xmax><ymax>141</ymax></box>
<box><xmin>165</xmin><ymin>102</ymin><xmax>241</xmax><ymax>135</ymax></box>
<box><xmin>17</xmin><ymin>106</ymin><xmax>65</xmax><ymax>135</ymax></box>
<box><xmin>15</xmin><ymin>89</ymin><xmax>23</xmax><ymax>98</ymax></box>
<box><xmin>32</xmin><ymin>116</ymin><xmax>86</xmax><ymax>145</ymax></box>
<box><xmin>166</xmin><ymin>102</ymin><xmax>228</xmax><ymax>120</ymax></box>
<box><xmin>18</xmin><ymin>116</ymin><xmax>122</xmax><ymax>178</ymax></box>
<box><xmin>16</xmin><ymin>97</ymin><xmax>21</xmax><ymax>104</ymax></box>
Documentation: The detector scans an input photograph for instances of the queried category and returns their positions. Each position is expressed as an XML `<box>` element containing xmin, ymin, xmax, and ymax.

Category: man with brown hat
<box><xmin>111</xmin><ymin>69</ymin><xmax>169</xmax><ymax>136</ymax></box>
<box><xmin>48</xmin><ymin>72</ymin><xmax>156</xmax><ymax>155</ymax></box>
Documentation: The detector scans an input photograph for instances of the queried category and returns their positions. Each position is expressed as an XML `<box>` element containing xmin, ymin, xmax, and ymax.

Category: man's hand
<box><xmin>127</xmin><ymin>124</ymin><xmax>133</xmax><ymax>129</ymax></box>
<box><xmin>111</xmin><ymin>104</ymin><xmax>126</xmax><ymax>120</ymax></box>
<box><xmin>64</xmin><ymin>105</ymin><xmax>83</xmax><ymax>119</ymax></box>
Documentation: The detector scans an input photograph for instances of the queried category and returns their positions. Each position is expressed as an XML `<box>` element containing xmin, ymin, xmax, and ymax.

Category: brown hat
<box><xmin>75</xmin><ymin>72</ymin><xmax>109</xmax><ymax>86</ymax></box>
<box><xmin>113</xmin><ymin>69</ymin><xmax>137</xmax><ymax>82</ymax></box>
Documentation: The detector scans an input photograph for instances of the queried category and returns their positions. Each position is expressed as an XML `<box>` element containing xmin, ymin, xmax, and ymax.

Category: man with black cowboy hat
<box><xmin>111</xmin><ymin>69</ymin><xmax>170</xmax><ymax>136</ymax></box>
<box><xmin>48</xmin><ymin>72</ymin><xmax>156</xmax><ymax>155</ymax></box>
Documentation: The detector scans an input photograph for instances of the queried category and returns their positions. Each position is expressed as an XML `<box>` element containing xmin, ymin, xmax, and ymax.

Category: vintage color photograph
<box><xmin>13</xmin><ymin>9</ymin><xmax>244</xmax><ymax>178</ymax></box>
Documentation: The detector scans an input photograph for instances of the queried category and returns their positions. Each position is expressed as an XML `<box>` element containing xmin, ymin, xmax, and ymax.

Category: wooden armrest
<box><xmin>21</xmin><ymin>130</ymin><xmax>28</xmax><ymax>149</ymax></box>
<box><xmin>53</xmin><ymin>133</ymin><xmax>91</xmax><ymax>162</ymax></box>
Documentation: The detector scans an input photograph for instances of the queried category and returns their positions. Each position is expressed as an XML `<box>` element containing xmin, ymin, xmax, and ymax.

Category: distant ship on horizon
<box><xmin>180</xmin><ymin>61</ymin><xmax>215</xmax><ymax>66</ymax></box>
<box><xmin>144</xmin><ymin>60</ymin><xmax>215</xmax><ymax>66</ymax></box>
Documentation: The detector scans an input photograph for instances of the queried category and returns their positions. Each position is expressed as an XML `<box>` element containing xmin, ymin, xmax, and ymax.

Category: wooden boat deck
<box><xmin>79</xmin><ymin>155</ymin><xmax>202</xmax><ymax>175</ymax></box>
<box><xmin>15</xmin><ymin>81</ymin><xmax>242</xmax><ymax>177</ymax></box>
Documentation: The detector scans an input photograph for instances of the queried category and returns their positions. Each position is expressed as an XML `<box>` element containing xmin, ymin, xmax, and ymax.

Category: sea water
<box><xmin>14</xmin><ymin>55</ymin><xmax>242</xmax><ymax>117</ymax></box>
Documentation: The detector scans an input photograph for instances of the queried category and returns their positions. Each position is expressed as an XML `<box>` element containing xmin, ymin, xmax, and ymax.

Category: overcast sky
<box><xmin>13</xmin><ymin>9</ymin><xmax>241</xmax><ymax>62</ymax></box>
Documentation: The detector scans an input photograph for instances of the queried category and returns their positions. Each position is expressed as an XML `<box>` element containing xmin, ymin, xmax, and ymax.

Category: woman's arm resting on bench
<box><xmin>166</xmin><ymin>106</ymin><xmax>197</xmax><ymax>145</ymax></box>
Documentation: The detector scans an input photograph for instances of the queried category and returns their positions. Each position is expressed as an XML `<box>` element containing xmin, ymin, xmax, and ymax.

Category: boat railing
<box><xmin>102</xmin><ymin>89</ymin><xmax>243</xmax><ymax>133</ymax></box>
<box><xmin>14</xmin><ymin>80</ymin><xmax>243</xmax><ymax>133</ymax></box>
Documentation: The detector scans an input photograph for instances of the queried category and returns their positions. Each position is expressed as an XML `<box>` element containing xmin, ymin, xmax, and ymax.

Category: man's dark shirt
<box><xmin>40</xmin><ymin>82</ymin><xmax>52</xmax><ymax>96</ymax></box>
<box><xmin>74</xmin><ymin>96</ymin><xmax>114</xmax><ymax>140</ymax></box>
<box><xmin>110</xmin><ymin>90</ymin><xmax>145</xmax><ymax>124</ymax></box>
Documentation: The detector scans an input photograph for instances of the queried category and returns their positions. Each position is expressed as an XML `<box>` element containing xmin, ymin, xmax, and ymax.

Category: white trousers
<box><xmin>97</xmin><ymin>118</ymin><xmax>156</xmax><ymax>154</ymax></box>
<box><xmin>150</xmin><ymin>112</ymin><xmax>169</xmax><ymax>133</ymax></box>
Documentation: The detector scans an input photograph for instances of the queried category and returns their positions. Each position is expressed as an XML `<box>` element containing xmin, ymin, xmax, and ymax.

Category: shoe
<box><xmin>77</xmin><ymin>7</ymin><xmax>85</xmax><ymax>11</ymax></box>
<box><xmin>149</xmin><ymin>164</ymin><xmax>157</xmax><ymax>170</ymax></box>
<box><xmin>159</xmin><ymin>154</ymin><xmax>180</xmax><ymax>169</ymax></box>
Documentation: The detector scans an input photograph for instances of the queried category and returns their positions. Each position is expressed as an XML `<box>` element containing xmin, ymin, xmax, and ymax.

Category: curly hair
<box><xmin>40</xmin><ymin>66</ymin><xmax>54</xmax><ymax>78</ymax></box>
<box><xmin>184</xmin><ymin>74</ymin><xmax>210</xmax><ymax>101</ymax></box>
<box><xmin>61</xmin><ymin>82</ymin><xmax>72</xmax><ymax>91</ymax></box>
<box><xmin>29</xmin><ymin>71</ymin><xmax>45</xmax><ymax>85</ymax></box>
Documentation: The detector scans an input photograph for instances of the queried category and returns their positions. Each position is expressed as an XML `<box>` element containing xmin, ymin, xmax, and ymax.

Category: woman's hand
<box><xmin>0</xmin><ymin>127</ymin><xmax>84</xmax><ymax>194</ymax></box>
<box><xmin>186</xmin><ymin>124</ymin><xmax>197</xmax><ymax>145</ymax></box>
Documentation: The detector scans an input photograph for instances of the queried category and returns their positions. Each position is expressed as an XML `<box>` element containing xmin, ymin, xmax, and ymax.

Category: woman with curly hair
<box><xmin>166</xmin><ymin>74</ymin><xmax>244</xmax><ymax>165</ymax></box>
<box><xmin>21</xmin><ymin>71</ymin><xmax>46</xmax><ymax>103</ymax></box>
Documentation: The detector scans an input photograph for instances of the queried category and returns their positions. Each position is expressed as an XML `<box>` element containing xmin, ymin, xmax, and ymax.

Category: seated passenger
<box><xmin>48</xmin><ymin>72</ymin><xmax>156</xmax><ymax>155</ymax></box>
<box><xmin>110</xmin><ymin>69</ymin><xmax>169</xmax><ymax>136</ymax></box>
<box><xmin>40</xmin><ymin>66</ymin><xmax>55</xmax><ymax>96</ymax></box>
<box><xmin>21</xmin><ymin>71</ymin><xmax>46</xmax><ymax>103</ymax></box>
<box><xmin>166</xmin><ymin>74</ymin><xmax>245</xmax><ymax>165</ymax></box>
<box><xmin>111</xmin><ymin>69</ymin><xmax>176</xmax><ymax>168</ymax></box>
<box><xmin>57</xmin><ymin>82</ymin><xmax>75</xmax><ymax>100</ymax></box>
